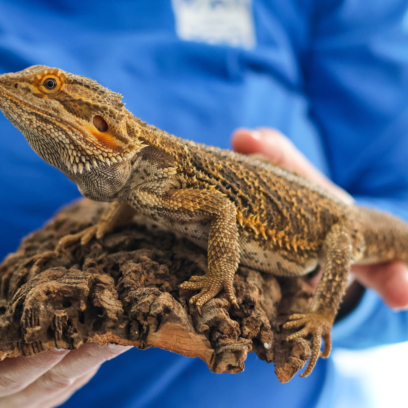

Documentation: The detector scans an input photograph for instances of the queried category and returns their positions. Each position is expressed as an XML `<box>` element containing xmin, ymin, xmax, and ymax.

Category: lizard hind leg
<box><xmin>283</xmin><ymin>222</ymin><xmax>352</xmax><ymax>377</ymax></box>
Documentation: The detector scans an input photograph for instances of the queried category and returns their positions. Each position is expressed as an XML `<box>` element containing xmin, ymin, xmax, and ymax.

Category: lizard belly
<box><xmin>153</xmin><ymin>216</ymin><xmax>211</xmax><ymax>249</ymax></box>
<box><xmin>138</xmin><ymin>208</ymin><xmax>318</xmax><ymax>277</ymax></box>
<box><xmin>239</xmin><ymin>237</ymin><xmax>318</xmax><ymax>277</ymax></box>
<box><xmin>166</xmin><ymin>222</ymin><xmax>318</xmax><ymax>277</ymax></box>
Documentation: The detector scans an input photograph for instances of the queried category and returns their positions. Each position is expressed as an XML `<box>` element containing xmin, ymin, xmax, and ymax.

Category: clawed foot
<box><xmin>56</xmin><ymin>224</ymin><xmax>103</xmax><ymax>252</ymax></box>
<box><xmin>180</xmin><ymin>274</ymin><xmax>239</xmax><ymax>314</ymax></box>
<box><xmin>283</xmin><ymin>313</ymin><xmax>332</xmax><ymax>377</ymax></box>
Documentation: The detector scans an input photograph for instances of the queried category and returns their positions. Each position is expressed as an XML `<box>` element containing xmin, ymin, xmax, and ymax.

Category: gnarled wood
<box><xmin>0</xmin><ymin>199</ymin><xmax>313</xmax><ymax>382</ymax></box>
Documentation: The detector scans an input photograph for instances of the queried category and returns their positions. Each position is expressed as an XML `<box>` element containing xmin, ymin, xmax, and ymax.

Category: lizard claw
<box><xmin>283</xmin><ymin>312</ymin><xmax>332</xmax><ymax>377</ymax></box>
<box><xmin>180</xmin><ymin>274</ymin><xmax>237</xmax><ymax>312</ymax></box>
<box><xmin>56</xmin><ymin>202</ymin><xmax>134</xmax><ymax>252</ymax></box>
<box><xmin>56</xmin><ymin>225</ymin><xmax>98</xmax><ymax>252</ymax></box>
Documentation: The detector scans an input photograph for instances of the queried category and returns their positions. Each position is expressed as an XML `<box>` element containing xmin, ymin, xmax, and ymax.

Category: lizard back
<box><xmin>133</xmin><ymin>117</ymin><xmax>349</xmax><ymax>262</ymax></box>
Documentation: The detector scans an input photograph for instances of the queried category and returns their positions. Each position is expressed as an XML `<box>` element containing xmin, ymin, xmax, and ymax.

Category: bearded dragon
<box><xmin>1</xmin><ymin>65</ymin><xmax>408</xmax><ymax>377</ymax></box>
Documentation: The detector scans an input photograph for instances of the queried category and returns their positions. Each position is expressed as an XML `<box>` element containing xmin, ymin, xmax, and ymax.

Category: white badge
<box><xmin>172</xmin><ymin>0</ymin><xmax>256</xmax><ymax>49</ymax></box>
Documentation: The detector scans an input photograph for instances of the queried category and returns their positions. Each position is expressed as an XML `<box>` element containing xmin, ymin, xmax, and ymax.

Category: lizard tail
<box><xmin>356</xmin><ymin>207</ymin><xmax>408</xmax><ymax>265</ymax></box>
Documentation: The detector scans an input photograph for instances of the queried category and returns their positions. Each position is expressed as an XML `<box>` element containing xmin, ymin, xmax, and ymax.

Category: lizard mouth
<box><xmin>0</xmin><ymin>85</ymin><xmax>121</xmax><ymax>152</ymax></box>
<box><xmin>0</xmin><ymin>85</ymin><xmax>52</xmax><ymax>121</ymax></box>
<box><xmin>0</xmin><ymin>82</ymin><xmax>141</xmax><ymax>175</ymax></box>
<box><xmin>0</xmin><ymin>84</ymin><xmax>72</xmax><ymax>133</ymax></box>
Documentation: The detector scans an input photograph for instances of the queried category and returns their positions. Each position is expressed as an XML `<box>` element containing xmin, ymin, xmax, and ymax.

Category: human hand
<box><xmin>0</xmin><ymin>343</ymin><xmax>131</xmax><ymax>408</ymax></box>
<box><xmin>232</xmin><ymin>127</ymin><xmax>408</xmax><ymax>310</ymax></box>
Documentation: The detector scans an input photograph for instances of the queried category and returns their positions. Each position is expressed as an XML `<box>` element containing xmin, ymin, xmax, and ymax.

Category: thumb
<box><xmin>352</xmin><ymin>262</ymin><xmax>408</xmax><ymax>310</ymax></box>
<box><xmin>232</xmin><ymin>128</ymin><xmax>298</xmax><ymax>168</ymax></box>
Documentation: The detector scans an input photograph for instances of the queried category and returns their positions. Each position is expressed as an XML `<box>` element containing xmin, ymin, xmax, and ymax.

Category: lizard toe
<box><xmin>194</xmin><ymin>282</ymin><xmax>223</xmax><ymax>309</ymax></box>
<box><xmin>300</xmin><ymin>329</ymin><xmax>323</xmax><ymax>377</ymax></box>
<box><xmin>80</xmin><ymin>225</ymin><xmax>98</xmax><ymax>245</ymax></box>
<box><xmin>283</xmin><ymin>317</ymin><xmax>308</xmax><ymax>331</ymax></box>
<box><xmin>180</xmin><ymin>271</ymin><xmax>237</xmax><ymax>310</ymax></box>
<box><xmin>223</xmin><ymin>281</ymin><xmax>238</xmax><ymax>308</ymax></box>
<box><xmin>187</xmin><ymin>276</ymin><xmax>206</xmax><ymax>282</ymax></box>
<box><xmin>189</xmin><ymin>289</ymin><xmax>211</xmax><ymax>309</ymax></box>
<box><xmin>56</xmin><ymin>225</ymin><xmax>98</xmax><ymax>252</ymax></box>
<box><xmin>320</xmin><ymin>332</ymin><xmax>332</xmax><ymax>358</ymax></box>
<box><xmin>180</xmin><ymin>279</ymin><xmax>206</xmax><ymax>291</ymax></box>
<box><xmin>283</xmin><ymin>312</ymin><xmax>332</xmax><ymax>377</ymax></box>
<box><xmin>56</xmin><ymin>232</ymin><xmax>82</xmax><ymax>252</ymax></box>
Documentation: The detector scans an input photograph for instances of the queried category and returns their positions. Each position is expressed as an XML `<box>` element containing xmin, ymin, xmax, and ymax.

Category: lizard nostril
<box><xmin>93</xmin><ymin>115</ymin><xmax>108</xmax><ymax>132</ymax></box>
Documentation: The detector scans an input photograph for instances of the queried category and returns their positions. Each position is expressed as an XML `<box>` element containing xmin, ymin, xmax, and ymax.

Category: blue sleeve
<box><xmin>307</xmin><ymin>0</ymin><xmax>408</xmax><ymax>191</ymax></box>
<box><xmin>306</xmin><ymin>0</ymin><xmax>408</xmax><ymax>349</ymax></box>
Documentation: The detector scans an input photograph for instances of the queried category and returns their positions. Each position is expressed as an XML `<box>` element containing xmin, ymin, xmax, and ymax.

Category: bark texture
<box><xmin>0</xmin><ymin>199</ymin><xmax>314</xmax><ymax>383</ymax></box>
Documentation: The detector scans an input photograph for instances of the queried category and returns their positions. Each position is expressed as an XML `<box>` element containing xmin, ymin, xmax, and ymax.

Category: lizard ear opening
<box><xmin>93</xmin><ymin>115</ymin><xmax>108</xmax><ymax>132</ymax></box>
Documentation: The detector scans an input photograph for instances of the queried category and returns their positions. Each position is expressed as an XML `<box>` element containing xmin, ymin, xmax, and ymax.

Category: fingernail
<box><xmin>392</xmin><ymin>304</ymin><xmax>408</xmax><ymax>312</ymax></box>
<box><xmin>250</xmin><ymin>130</ymin><xmax>262</xmax><ymax>140</ymax></box>
<box><xmin>52</xmin><ymin>348</ymin><xmax>70</xmax><ymax>354</ymax></box>
<box><xmin>107</xmin><ymin>344</ymin><xmax>133</xmax><ymax>353</ymax></box>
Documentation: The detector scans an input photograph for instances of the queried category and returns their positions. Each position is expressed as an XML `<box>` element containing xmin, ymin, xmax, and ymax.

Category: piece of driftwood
<box><xmin>0</xmin><ymin>199</ymin><xmax>314</xmax><ymax>383</ymax></box>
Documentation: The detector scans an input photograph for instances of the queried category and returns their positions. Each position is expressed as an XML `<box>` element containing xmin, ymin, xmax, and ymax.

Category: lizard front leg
<box><xmin>153</xmin><ymin>189</ymin><xmax>240</xmax><ymax>312</ymax></box>
<box><xmin>283</xmin><ymin>223</ymin><xmax>352</xmax><ymax>377</ymax></box>
<box><xmin>56</xmin><ymin>201</ymin><xmax>136</xmax><ymax>251</ymax></box>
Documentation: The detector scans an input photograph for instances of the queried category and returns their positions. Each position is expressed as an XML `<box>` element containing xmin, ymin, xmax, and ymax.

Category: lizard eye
<box><xmin>40</xmin><ymin>75</ymin><xmax>62</xmax><ymax>94</ymax></box>
<box><xmin>44</xmin><ymin>78</ymin><xmax>57</xmax><ymax>90</ymax></box>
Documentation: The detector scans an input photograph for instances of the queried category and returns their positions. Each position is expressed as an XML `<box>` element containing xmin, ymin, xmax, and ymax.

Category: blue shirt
<box><xmin>0</xmin><ymin>1</ymin><xmax>408</xmax><ymax>407</ymax></box>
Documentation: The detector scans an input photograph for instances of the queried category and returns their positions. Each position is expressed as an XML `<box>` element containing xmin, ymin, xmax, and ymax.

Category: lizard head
<box><xmin>0</xmin><ymin>65</ymin><xmax>146</xmax><ymax>200</ymax></box>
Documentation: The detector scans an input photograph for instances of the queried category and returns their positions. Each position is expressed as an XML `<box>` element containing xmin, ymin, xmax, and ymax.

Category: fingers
<box><xmin>40</xmin><ymin>368</ymin><xmax>99</xmax><ymax>408</ymax></box>
<box><xmin>231</xmin><ymin>128</ymin><xmax>354</xmax><ymax>205</ymax></box>
<box><xmin>0</xmin><ymin>343</ymin><xmax>131</xmax><ymax>408</ymax></box>
<box><xmin>0</xmin><ymin>350</ymin><xmax>69</xmax><ymax>397</ymax></box>
<box><xmin>232</xmin><ymin>128</ymin><xmax>302</xmax><ymax>170</ymax></box>
<box><xmin>352</xmin><ymin>261</ymin><xmax>408</xmax><ymax>310</ymax></box>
